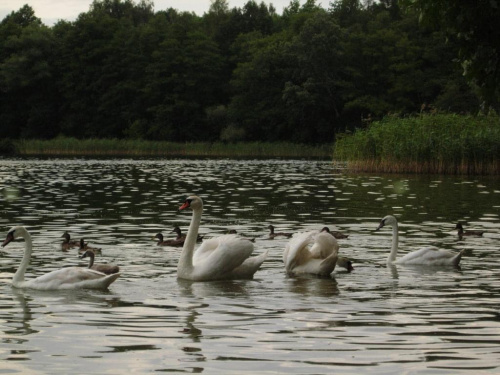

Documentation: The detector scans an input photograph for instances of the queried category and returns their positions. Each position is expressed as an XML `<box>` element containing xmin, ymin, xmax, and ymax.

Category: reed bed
<box><xmin>333</xmin><ymin>114</ymin><xmax>500</xmax><ymax>175</ymax></box>
<box><xmin>14</xmin><ymin>138</ymin><xmax>332</xmax><ymax>159</ymax></box>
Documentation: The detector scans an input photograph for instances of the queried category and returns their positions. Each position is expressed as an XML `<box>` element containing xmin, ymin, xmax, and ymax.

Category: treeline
<box><xmin>0</xmin><ymin>0</ymin><xmax>486</xmax><ymax>144</ymax></box>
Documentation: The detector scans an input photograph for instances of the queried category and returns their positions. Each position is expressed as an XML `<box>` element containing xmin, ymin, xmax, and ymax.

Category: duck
<box><xmin>377</xmin><ymin>215</ymin><xmax>463</xmax><ymax>266</ymax></box>
<box><xmin>177</xmin><ymin>195</ymin><xmax>268</xmax><ymax>281</ymax></box>
<box><xmin>1</xmin><ymin>226</ymin><xmax>119</xmax><ymax>290</ymax></box>
<box><xmin>268</xmin><ymin>225</ymin><xmax>293</xmax><ymax>239</ymax></box>
<box><xmin>153</xmin><ymin>232</ymin><xmax>184</xmax><ymax>247</ymax></box>
<box><xmin>455</xmin><ymin>222</ymin><xmax>484</xmax><ymax>238</ymax></box>
<box><xmin>283</xmin><ymin>231</ymin><xmax>339</xmax><ymax>276</ymax></box>
<box><xmin>80</xmin><ymin>249</ymin><xmax>119</xmax><ymax>275</ymax></box>
<box><xmin>61</xmin><ymin>231</ymin><xmax>79</xmax><ymax>250</ymax></box>
<box><xmin>173</xmin><ymin>226</ymin><xmax>203</xmax><ymax>242</ymax></box>
<box><xmin>321</xmin><ymin>226</ymin><xmax>349</xmax><ymax>239</ymax></box>
<box><xmin>228</xmin><ymin>229</ymin><xmax>256</xmax><ymax>242</ymax></box>
<box><xmin>78</xmin><ymin>238</ymin><xmax>102</xmax><ymax>253</ymax></box>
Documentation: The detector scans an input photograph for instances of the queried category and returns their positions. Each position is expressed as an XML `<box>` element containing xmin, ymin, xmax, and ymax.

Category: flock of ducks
<box><xmin>1</xmin><ymin>195</ymin><xmax>482</xmax><ymax>291</ymax></box>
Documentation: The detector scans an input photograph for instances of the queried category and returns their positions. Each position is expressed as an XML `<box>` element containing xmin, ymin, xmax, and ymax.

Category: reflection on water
<box><xmin>0</xmin><ymin>158</ymin><xmax>499</xmax><ymax>374</ymax></box>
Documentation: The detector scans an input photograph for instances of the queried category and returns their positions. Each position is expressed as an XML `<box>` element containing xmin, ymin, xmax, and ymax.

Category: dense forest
<box><xmin>0</xmin><ymin>0</ymin><xmax>498</xmax><ymax>144</ymax></box>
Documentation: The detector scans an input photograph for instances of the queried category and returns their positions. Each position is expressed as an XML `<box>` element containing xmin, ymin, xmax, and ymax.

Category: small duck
<box><xmin>79</xmin><ymin>238</ymin><xmax>102</xmax><ymax>253</ymax></box>
<box><xmin>455</xmin><ymin>223</ymin><xmax>484</xmax><ymax>238</ymax></box>
<box><xmin>321</xmin><ymin>226</ymin><xmax>349</xmax><ymax>239</ymax></box>
<box><xmin>268</xmin><ymin>225</ymin><xmax>293</xmax><ymax>239</ymax></box>
<box><xmin>154</xmin><ymin>232</ymin><xmax>184</xmax><ymax>247</ymax></box>
<box><xmin>80</xmin><ymin>250</ymin><xmax>119</xmax><ymax>275</ymax></box>
<box><xmin>173</xmin><ymin>226</ymin><xmax>203</xmax><ymax>242</ymax></box>
<box><xmin>61</xmin><ymin>231</ymin><xmax>79</xmax><ymax>250</ymax></box>
<box><xmin>228</xmin><ymin>229</ymin><xmax>256</xmax><ymax>242</ymax></box>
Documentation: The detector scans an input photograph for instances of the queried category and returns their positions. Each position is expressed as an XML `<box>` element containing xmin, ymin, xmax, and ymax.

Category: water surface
<box><xmin>0</xmin><ymin>158</ymin><xmax>499</xmax><ymax>374</ymax></box>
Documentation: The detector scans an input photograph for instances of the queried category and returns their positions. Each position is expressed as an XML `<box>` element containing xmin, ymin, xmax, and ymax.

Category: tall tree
<box><xmin>401</xmin><ymin>0</ymin><xmax>500</xmax><ymax>110</ymax></box>
<box><xmin>0</xmin><ymin>6</ymin><xmax>59</xmax><ymax>138</ymax></box>
<box><xmin>144</xmin><ymin>11</ymin><xmax>224</xmax><ymax>141</ymax></box>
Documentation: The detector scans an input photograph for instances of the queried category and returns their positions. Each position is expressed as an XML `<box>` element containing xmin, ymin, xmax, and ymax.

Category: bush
<box><xmin>333</xmin><ymin>113</ymin><xmax>500</xmax><ymax>174</ymax></box>
<box><xmin>0</xmin><ymin>139</ymin><xmax>17</xmax><ymax>155</ymax></box>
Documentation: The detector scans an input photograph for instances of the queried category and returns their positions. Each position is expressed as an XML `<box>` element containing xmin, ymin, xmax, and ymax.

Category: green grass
<box><xmin>13</xmin><ymin>138</ymin><xmax>332</xmax><ymax>159</ymax></box>
<box><xmin>333</xmin><ymin>113</ymin><xmax>500</xmax><ymax>175</ymax></box>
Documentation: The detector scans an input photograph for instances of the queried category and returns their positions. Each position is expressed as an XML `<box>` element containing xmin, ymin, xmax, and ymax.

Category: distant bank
<box><xmin>4</xmin><ymin>138</ymin><xmax>331</xmax><ymax>159</ymax></box>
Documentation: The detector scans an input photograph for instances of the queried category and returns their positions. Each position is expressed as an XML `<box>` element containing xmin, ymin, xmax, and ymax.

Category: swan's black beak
<box><xmin>376</xmin><ymin>220</ymin><xmax>385</xmax><ymax>231</ymax></box>
<box><xmin>2</xmin><ymin>232</ymin><xmax>14</xmax><ymax>247</ymax></box>
<box><xmin>347</xmin><ymin>261</ymin><xmax>354</xmax><ymax>272</ymax></box>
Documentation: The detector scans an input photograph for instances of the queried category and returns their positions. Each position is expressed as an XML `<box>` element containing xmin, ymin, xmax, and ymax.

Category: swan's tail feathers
<box><xmin>454</xmin><ymin>249</ymin><xmax>469</xmax><ymax>267</ymax></box>
<box><xmin>231</xmin><ymin>250</ymin><xmax>269</xmax><ymax>279</ymax></box>
<box><xmin>102</xmin><ymin>273</ymin><xmax>120</xmax><ymax>289</ymax></box>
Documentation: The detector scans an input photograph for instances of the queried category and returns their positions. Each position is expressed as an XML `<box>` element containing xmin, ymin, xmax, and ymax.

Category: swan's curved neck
<box><xmin>87</xmin><ymin>253</ymin><xmax>95</xmax><ymax>268</ymax></box>
<box><xmin>178</xmin><ymin>206</ymin><xmax>202</xmax><ymax>276</ymax></box>
<box><xmin>15</xmin><ymin>230</ymin><xmax>32</xmax><ymax>284</ymax></box>
<box><xmin>387</xmin><ymin>222</ymin><xmax>399</xmax><ymax>263</ymax></box>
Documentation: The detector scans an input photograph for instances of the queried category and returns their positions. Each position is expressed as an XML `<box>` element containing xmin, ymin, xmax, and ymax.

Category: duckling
<box><xmin>80</xmin><ymin>250</ymin><xmax>119</xmax><ymax>275</ymax></box>
<box><xmin>321</xmin><ymin>226</ymin><xmax>349</xmax><ymax>239</ymax></box>
<box><xmin>268</xmin><ymin>225</ymin><xmax>293</xmax><ymax>239</ymax></box>
<box><xmin>79</xmin><ymin>238</ymin><xmax>102</xmax><ymax>253</ymax></box>
<box><xmin>455</xmin><ymin>223</ymin><xmax>484</xmax><ymax>238</ymax></box>
<box><xmin>61</xmin><ymin>231</ymin><xmax>79</xmax><ymax>250</ymax></box>
<box><xmin>173</xmin><ymin>226</ymin><xmax>203</xmax><ymax>242</ymax></box>
<box><xmin>153</xmin><ymin>232</ymin><xmax>184</xmax><ymax>247</ymax></box>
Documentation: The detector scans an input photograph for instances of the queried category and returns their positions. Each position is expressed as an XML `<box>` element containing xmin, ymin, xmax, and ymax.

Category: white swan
<box><xmin>2</xmin><ymin>226</ymin><xmax>120</xmax><ymax>290</ymax></box>
<box><xmin>376</xmin><ymin>215</ymin><xmax>463</xmax><ymax>266</ymax></box>
<box><xmin>283</xmin><ymin>231</ymin><xmax>339</xmax><ymax>276</ymax></box>
<box><xmin>177</xmin><ymin>195</ymin><xmax>268</xmax><ymax>281</ymax></box>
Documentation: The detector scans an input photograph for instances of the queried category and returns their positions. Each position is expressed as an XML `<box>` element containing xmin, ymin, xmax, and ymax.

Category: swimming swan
<box><xmin>2</xmin><ymin>226</ymin><xmax>120</xmax><ymax>290</ymax></box>
<box><xmin>376</xmin><ymin>215</ymin><xmax>463</xmax><ymax>266</ymax></box>
<box><xmin>177</xmin><ymin>195</ymin><xmax>268</xmax><ymax>281</ymax></box>
<box><xmin>283</xmin><ymin>231</ymin><xmax>339</xmax><ymax>276</ymax></box>
<box><xmin>80</xmin><ymin>249</ymin><xmax>120</xmax><ymax>275</ymax></box>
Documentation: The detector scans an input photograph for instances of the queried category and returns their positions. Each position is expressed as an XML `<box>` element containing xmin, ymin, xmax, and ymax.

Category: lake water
<box><xmin>0</xmin><ymin>158</ymin><xmax>499</xmax><ymax>374</ymax></box>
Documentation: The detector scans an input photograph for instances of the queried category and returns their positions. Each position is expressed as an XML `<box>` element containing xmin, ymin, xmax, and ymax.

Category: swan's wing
<box><xmin>309</xmin><ymin>232</ymin><xmax>338</xmax><ymax>258</ymax></box>
<box><xmin>396</xmin><ymin>247</ymin><xmax>461</xmax><ymax>265</ymax></box>
<box><xmin>291</xmin><ymin>254</ymin><xmax>338</xmax><ymax>276</ymax></box>
<box><xmin>284</xmin><ymin>231</ymin><xmax>315</xmax><ymax>272</ymax></box>
<box><xmin>24</xmin><ymin>267</ymin><xmax>119</xmax><ymax>290</ymax></box>
<box><xmin>229</xmin><ymin>250</ymin><xmax>269</xmax><ymax>279</ymax></box>
<box><xmin>193</xmin><ymin>234</ymin><xmax>254</xmax><ymax>277</ymax></box>
<box><xmin>193</xmin><ymin>235</ymin><xmax>232</xmax><ymax>265</ymax></box>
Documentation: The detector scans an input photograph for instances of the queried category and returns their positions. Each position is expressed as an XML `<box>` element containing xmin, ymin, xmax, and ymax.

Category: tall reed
<box><xmin>14</xmin><ymin>138</ymin><xmax>332</xmax><ymax>159</ymax></box>
<box><xmin>334</xmin><ymin>114</ymin><xmax>500</xmax><ymax>175</ymax></box>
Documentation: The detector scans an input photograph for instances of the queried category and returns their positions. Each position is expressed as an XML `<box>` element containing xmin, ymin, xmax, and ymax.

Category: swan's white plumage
<box><xmin>2</xmin><ymin>226</ymin><xmax>119</xmax><ymax>290</ymax></box>
<box><xmin>377</xmin><ymin>215</ymin><xmax>463</xmax><ymax>266</ymax></box>
<box><xmin>178</xmin><ymin>196</ymin><xmax>267</xmax><ymax>281</ymax></box>
<box><xmin>283</xmin><ymin>231</ymin><xmax>339</xmax><ymax>276</ymax></box>
<box><xmin>18</xmin><ymin>267</ymin><xmax>119</xmax><ymax>290</ymax></box>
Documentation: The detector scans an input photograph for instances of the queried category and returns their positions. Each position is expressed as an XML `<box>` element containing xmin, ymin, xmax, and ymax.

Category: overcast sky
<box><xmin>0</xmin><ymin>0</ymin><xmax>316</xmax><ymax>26</ymax></box>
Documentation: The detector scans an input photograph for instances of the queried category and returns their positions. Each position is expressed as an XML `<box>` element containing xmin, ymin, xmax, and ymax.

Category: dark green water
<box><xmin>0</xmin><ymin>158</ymin><xmax>499</xmax><ymax>374</ymax></box>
